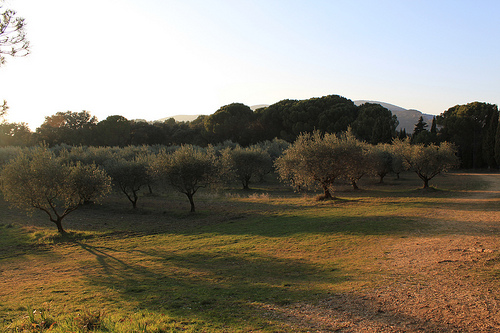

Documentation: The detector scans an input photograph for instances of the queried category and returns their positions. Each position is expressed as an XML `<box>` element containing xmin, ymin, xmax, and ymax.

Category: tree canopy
<box><xmin>275</xmin><ymin>131</ymin><xmax>360</xmax><ymax>200</ymax></box>
<box><xmin>393</xmin><ymin>139</ymin><xmax>459</xmax><ymax>189</ymax></box>
<box><xmin>223</xmin><ymin>145</ymin><xmax>272</xmax><ymax>190</ymax></box>
<box><xmin>0</xmin><ymin>147</ymin><xmax>111</xmax><ymax>233</ymax></box>
<box><xmin>438</xmin><ymin>102</ymin><xmax>499</xmax><ymax>168</ymax></box>
<box><xmin>204</xmin><ymin>103</ymin><xmax>255</xmax><ymax>145</ymax></box>
<box><xmin>36</xmin><ymin>111</ymin><xmax>97</xmax><ymax>146</ymax></box>
<box><xmin>351</xmin><ymin>103</ymin><xmax>398</xmax><ymax>144</ymax></box>
<box><xmin>104</xmin><ymin>157</ymin><xmax>151</xmax><ymax>209</ymax></box>
<box><xmin>149</xmin><ymin>145</ymin><xmax>219</xmax><ymax>212</ymax></box>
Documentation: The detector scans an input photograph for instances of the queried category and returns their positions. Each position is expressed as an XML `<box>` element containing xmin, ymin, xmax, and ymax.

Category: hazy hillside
<box><xmin>250</xmin><ymin>104</ymin><xmax>269</xmax><ymax>111</ymax></box>
<box><xmin>156</xmin><ymin>105</ymin><xmax>268</xmax><ymax>123</ymax></box>
<box><xmin>156</xmin><ymin>101</ymin><xmax>435</xmax><ymax>133</ymax></box>
<box><xmin>354</xmin><ymin>100</ymin><xmax>435</xmax><ymax>133</ymax></box>
<box><xmin>157</xmin><ymin>114</ymin><xmax>202</xmax><ymax>123</ymax></box>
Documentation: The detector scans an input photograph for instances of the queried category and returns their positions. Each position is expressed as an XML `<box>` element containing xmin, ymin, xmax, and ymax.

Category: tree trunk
<box><xmin>417</xmin><ymin>172</ymin><xmax>430</xmax><ymax>189</ymax></box>
<box><xmin>54</xmin><ymin>218</ymin><xmax>66</xmax><ymax>234</ymax></box>
<box><xmin>242</xmin><ymin>176</ymin><xmax>251</xmax><ymax>190</ymax></box>
<box><xmin>132</xmin><ymin>190</ymin><xmax>138</xmax><ymax>209</ymax></box>
<box><xmin>319</xmin><ymin>186</ymin><xmax>333</xmax><ymax>200</ymax></box>
<box><xmin>351</xmin><ymin>180</ymin><xmax>359</xmax><ymax>190</ymax></box>
<box><xmin>186</xmin><ymin>192</ymin><xmax>196</xmax><ymax>212</ymax></box>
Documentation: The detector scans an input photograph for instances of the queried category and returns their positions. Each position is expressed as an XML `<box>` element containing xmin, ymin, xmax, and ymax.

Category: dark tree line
<box><xmin>437</xmin><ymin>102</ymin><xmax>499</xmax><ymax>169</ymax></box>
<box><xmin>1</xmin><ymin>95</ymin><xmax>399</xmax><ymax>148</ymax></box>
<box><xmin>405</xmin><ymin>102</ymin><xmax>499</xmax><ymax>169</ymax></box>
<box><xmin>1</xmin><ymin>96</ymin><xmax>499</xmax><ymax>169</ymax></box>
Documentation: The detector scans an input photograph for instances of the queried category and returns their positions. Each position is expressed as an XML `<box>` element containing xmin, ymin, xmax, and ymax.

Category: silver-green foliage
<box><xmin>149</xmin><ymin>145</ymin><xmax>219</xmax><ymax>212</ymax></box>
<box><xmin>394</xmin><ymin>139</ymin><xmax>459</xmax><ymax>188</ymax></box>
<box><xmin>0</xmin><ymin>147</ymin><xmax>111</xmax><ymax>232</ymax></box>
<box><xmin>275</xmin><ymin>131</ymin><xmax>361</xmax><ymax>199</ymax></box>
<box><xmin>223</xmin><ymin>146</ymin><xmax>272</xmax><ymax>190</ymax></box>
<box><xmin>0</xmin><ymin>145</ymin><xmax>21</xmax><ymax>165</ymax></box>
<box><xmin>368</xmin><ymin>143</ymin><xmax>394</xmax><ymax>183</ymax></box>
<box><xmin>105</xmin><ymin>157</ymin><xmax>151</xmax><ymax>208</ymax></box>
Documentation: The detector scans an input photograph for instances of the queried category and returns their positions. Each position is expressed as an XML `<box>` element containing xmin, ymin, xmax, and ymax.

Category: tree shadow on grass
<box><xmin>73</xmin><ymin>241</ymin><xmax>466</xmax><ymax>332</ymax></box>
<box><xmin>74</xmin><ymin>241</ymin><xmax>346</xmax><ymax>330</ymax></box>
<box><xmin>0</xmin><ymin>223</ymin><xmax>36</xmax><ymax>260</ymax></box>
<box><xmin>187</xmin><ymin>212</ymin><xmax>431</xmax><ymax>238</ymax></box>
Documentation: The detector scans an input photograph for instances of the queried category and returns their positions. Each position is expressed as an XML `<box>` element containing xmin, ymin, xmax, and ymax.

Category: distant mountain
<box><xmin>157</xmin><ymin>114</ymin><xmax>202</xmax><ymax>123</ymax></box>
<box><xmin>250</xmin><ymin>104</ymin><xmax>269</xmax><ymax>111</ymax></box>
<box><xmin>354</xmin><ymin>100</ymin><xmax>435</xmax><ymax>133</ymax></box>
<box><xmin>156</xmin><ymin>105</ymin><xmax>268</xmax><ymax>123</ymax></box>
<box><xmin>156</xmin><ymin>101</ymin><xmax>434</xmax><ymax>134</ymax></box>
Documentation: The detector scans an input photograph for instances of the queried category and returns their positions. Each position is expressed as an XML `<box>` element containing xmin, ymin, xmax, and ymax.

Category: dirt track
<box><xmin>267</xmin><ymin>174</ymin><xmax>500</xmax><ymax>332</ymax></box>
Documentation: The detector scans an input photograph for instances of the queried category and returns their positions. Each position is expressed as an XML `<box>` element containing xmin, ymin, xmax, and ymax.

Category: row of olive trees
<box><xmin>53</xmin><ymin>140</ymin><xmax>282</xmax><ymax>210</ymax></box>
<box><xmin>275</xmin><ymin>131</ymin><xmax>459</xmax><ymax>199</ymax></box>
<box><xmin>0</xmin><ymin>142</ymin><xmax>281</xmax><ymax>233</ymax></box>
<box><xmin>0</xmin><ymin>134</ymin><xmax>458</xmax><ymax>233</ymax></box>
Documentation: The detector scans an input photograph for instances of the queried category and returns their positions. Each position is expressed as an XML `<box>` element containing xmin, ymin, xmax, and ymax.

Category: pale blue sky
<box><xmin>1</xmin><ymin>0</ymin><xmax>499</xmax><ymax>129</ymax></box>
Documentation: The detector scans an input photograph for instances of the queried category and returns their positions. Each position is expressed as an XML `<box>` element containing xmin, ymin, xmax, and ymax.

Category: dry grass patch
<box><xmin>1</xmin><ymin>172</ymin><xmax>499</xmax><ymax>332</ymax></box>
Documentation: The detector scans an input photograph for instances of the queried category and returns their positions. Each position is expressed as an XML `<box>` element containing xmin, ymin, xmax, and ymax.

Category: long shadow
<box><xmin>199</xmin><ymin>214</ymin><xmax>429</xmax><ymax>238</ymax></box>
<box><xmin>76</xmin><ymin>242</ymin><xmax>134</xmax><ymax>276</ymax></box>
<box><xmin>202</xmin><ymin>200</ymin><xmax>500</xmax><ymax>238</ymax></box>
<box><xmin>0</xmin><ymin>223</ymin><xmax>33</xmax><ymax>260</ymax></box>
<box><xmin>74</xmin><ymin>240</ymin><xmax>468</xmax><ymax>332</ymax></box>
<box><xmin>0</xmin><ymin>223</ymin><xmax>56</xmax><ymax>260</ymax></box>
<box><xmin>74</xmin><ymin>240</ymin><xmax>347</xmax><ymax>329</ymax></box>
<box><xmin>60</xmin><ymin>187</ymin><xmax>499</xmax><ymax>239</ymax></box>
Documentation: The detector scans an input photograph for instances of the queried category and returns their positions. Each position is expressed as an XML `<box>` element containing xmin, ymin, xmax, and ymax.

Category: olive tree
<box><xmin>369</xmin><ymin>144</ymin><xmax>394</xmax><ymax>184</ymax></box>
<box><xmin>275</xmin><ymin>131</ymin><xmax>354</xmax><ymax>200</ymax></box>
<box><xmin>223</xmin><ymin>146</ymin><xmax>272</xmax><ymax>190</ymax></box>
<box><xmin>339</xmin><ymin>130</ymin><xmax>370</xmax><ymax>190</ymax></box>
<box><xmin>256</xmin><ymin>138</ymin><xmax>290</xmax><ymax>162</ymax></box>
<box><xmin>150</xmin><ymin>145</ymin><xmax>218</xmax><ymax>212</ymax></box>
<box><xmin>0</xmin><ymin>146</ymin><xmax>21</xmax><ymax>165</ymax></box>
<box><xmin>389</xmin><ymin>144</ymin><xmax>405</xmax><ymax>179</ymax></box>
<box><xmin>105</xmin><ymin>157</ymin><xmax>151</xmax><ymax>209</ymax></box>
<box><xmin>0</xmin><ymin>147</ymin><xmax>111</xmax><ymax>233</ymax></box>
<box><xmin>393</xmin><ymin>139</ymin><xmax>459</xmax><ymax>189</ymax></box>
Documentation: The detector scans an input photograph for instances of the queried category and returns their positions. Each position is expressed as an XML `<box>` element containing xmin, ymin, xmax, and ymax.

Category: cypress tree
<box><xmin>430</xmin><ymin>116</ymin><xmax>437</xmax><ymax>134</ymax></box>
<box><xmin>413</xmin><ymin>116</ymin><xmax>428</xmax><ymax>135</ymax></box>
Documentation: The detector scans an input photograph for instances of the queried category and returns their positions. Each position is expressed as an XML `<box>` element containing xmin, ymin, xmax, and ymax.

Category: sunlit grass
<box><xmin>0</xmin><ymin>171</ymin><xmax>498</xmax><ymax>332</ymax></box>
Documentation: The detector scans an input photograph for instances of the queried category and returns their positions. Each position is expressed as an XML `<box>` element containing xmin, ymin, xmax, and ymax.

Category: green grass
<box><xmin>0</xmin><ymin>171</ymin><xmax>497</xmax><ymax>332</ymax></box>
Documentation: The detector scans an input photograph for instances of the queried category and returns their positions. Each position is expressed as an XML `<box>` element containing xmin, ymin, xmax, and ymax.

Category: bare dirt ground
<box><xmin>264</xmin><ymin>174</ymin><xmax>500</xmax><ymax>332</ymax></box>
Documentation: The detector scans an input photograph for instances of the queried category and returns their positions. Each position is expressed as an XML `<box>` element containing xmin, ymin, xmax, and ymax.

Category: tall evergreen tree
<box><xmin>430</xmin><ymin>116</ymin><xmax>437</xmax><ymax>134</ymax></box>
<box><xmin>413</xmin><ymin>116</ymin><xmax>428</xmax><ymax>137</ymax></box>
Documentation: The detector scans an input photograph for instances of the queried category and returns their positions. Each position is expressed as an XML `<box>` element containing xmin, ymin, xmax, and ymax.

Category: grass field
<box><xmin>1</xmin><ymin>172</ymin><xmax>499</xmax><ymax>332</ymax></box>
